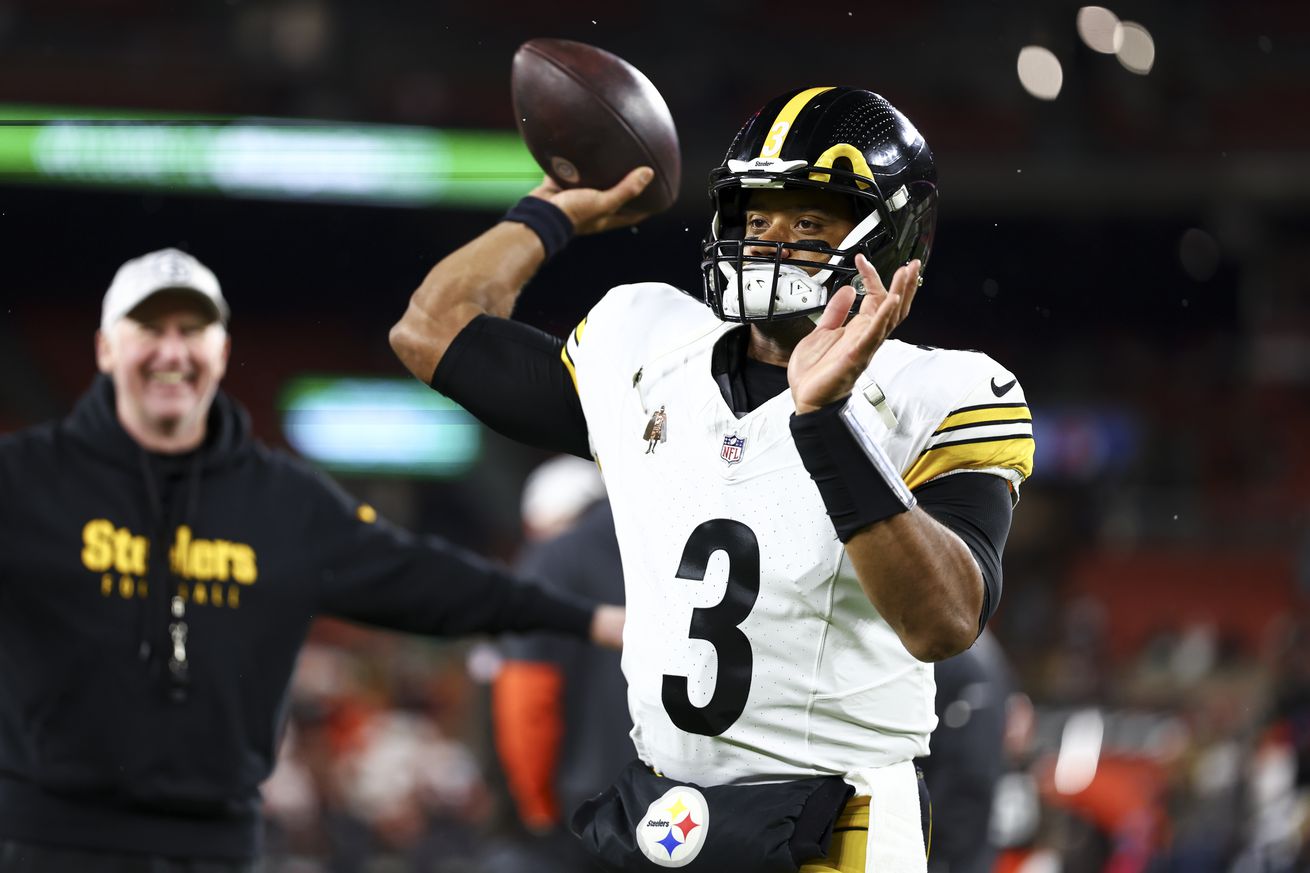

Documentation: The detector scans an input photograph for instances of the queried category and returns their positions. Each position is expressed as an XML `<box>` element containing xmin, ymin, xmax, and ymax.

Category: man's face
<box><xmin>95</xmin><ymin>291</ymin><xmax>230</xmax><ymax>445</ymax></box>
<box><xmin>742</xmin><ymin>188</ymin><xmax>857</xmax><ymax>272</ymax></box>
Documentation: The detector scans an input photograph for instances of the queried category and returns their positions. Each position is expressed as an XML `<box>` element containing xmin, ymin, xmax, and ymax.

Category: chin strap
<box><xmin>810</xmin><ymin>208</ymin><xmax>884</xmax><ymax>289</ymax></box>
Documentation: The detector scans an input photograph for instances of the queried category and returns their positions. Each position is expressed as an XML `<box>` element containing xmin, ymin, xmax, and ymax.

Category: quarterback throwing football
<box><xmin>392</xmin><ymin>87</ymin><xmax>1034</xmax><ymax>873</ymax></box>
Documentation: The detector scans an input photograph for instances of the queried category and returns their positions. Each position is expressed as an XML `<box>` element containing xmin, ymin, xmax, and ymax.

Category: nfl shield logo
<box><xmin>720</xmin><ymin>434</ymin><xmax>746</xmax><ymax>465</ymax></box>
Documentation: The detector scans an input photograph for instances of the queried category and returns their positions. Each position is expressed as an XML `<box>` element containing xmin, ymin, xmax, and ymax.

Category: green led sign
<box><xmin>0</xmin><ymin>105</ymin><xmax>541</xmax><ymax>207</ymax></box>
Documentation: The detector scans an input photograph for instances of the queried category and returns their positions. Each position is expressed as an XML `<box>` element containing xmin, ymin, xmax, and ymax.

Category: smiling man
<box><xmin>96</xmin><ymin>250</ymin><xmax>231</xmax><ymax>454</ymax></box>
<box><xmin>0</xmin><ymin>248</ymin><xmax>623</xmax><ymax>872</ymax></box>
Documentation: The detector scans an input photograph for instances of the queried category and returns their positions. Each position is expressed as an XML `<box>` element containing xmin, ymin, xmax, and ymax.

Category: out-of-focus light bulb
<box><xmin>1116</xmin><ymin>21</ymin><xmax>1156</xmax><ymax>74</ymax></box>
<box><xmin>1054</xmin><ymin>709</ymin><xmax>1104</xmax><ymax>795</ymax></box>
<box><xmin>1077</xmin><ymin>6</ymin><xmax>1122</xmax><ymax>54</ymax></box>
<box><xmin>1017</xmin><ymin>46</ymin><xmax>1064</xmax><ymax>100</ymax></box>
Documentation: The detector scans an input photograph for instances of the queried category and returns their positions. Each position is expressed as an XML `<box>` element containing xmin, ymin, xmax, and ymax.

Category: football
<box><xmin>511</xmin><ymin>38</ymin><xmax>681</xmax><ymax>215</ymax></box>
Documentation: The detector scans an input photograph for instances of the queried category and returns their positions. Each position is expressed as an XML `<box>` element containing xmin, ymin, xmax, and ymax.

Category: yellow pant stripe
<box><xmin>799</xmin><ymin>797</ymin><xmax>869</xmax><ymax>873</ymax></box>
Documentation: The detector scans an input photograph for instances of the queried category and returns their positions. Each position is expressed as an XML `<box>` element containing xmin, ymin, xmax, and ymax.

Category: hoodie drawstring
<box><xmin>136</xmin><ymin>450</ymin><xmax>164</xmax><ymax>669</ymax></box>
<box><xmin>136</xmin><ymin>447</ymin><xmax>203</xmax><ymax>703</ymax></box>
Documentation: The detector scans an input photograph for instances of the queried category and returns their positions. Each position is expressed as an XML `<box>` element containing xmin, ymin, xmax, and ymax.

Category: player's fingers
<box><xmin>890</xmin><ymin>259</ymin><xmax>921</xmax><ymax>323</ymax></box>
<box><xmin>856</xmin><ymin>254</ymin><xmax>887</xmax><ymax>293</ymax></box>
<box><xmin>851</xmin><ymin>289</ymin><xmax>901</xmax><ymax>352</ymax></box>
<box><xmin>854</xmin><ymin>255</ymin><xmax>888</xmax><ymax>315</ymax></box>
<box><xmin>597</xmin><ymin>166</ymin><xmax>654</xmax><ymax>211</ymax></box>
<box><xmin>849</xmin><ymin>276</ymin><xmax>908</xmax><ymax>354</ymax></box>
<box><xmin>816</xmin><ymin>284</ymin><xmax>856</xmax><ymax>331</ymax></box>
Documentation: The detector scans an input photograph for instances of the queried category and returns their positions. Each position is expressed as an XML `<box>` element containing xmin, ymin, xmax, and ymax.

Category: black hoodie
<box><xmin>0</xmin><ymin>376</ymin><xmax>595</xmax><ymax>860</ymax></box>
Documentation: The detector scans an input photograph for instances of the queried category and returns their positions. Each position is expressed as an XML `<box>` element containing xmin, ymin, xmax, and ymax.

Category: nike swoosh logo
<box><xmin>990</xmin><ymin>377</ymin><xmax>1017</xmax><ymax>397</ymax></box>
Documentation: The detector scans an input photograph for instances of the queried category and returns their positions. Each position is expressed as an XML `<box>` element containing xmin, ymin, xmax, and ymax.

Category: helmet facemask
<box><xmin>701</xmin><ymin>160</ymin><xmax>911</xmax><ymax>323</ymax></box>
<box><xmin>695</xmin><ymin>87</ymin><xmax>938</xmax><ymax>324</ymax></box>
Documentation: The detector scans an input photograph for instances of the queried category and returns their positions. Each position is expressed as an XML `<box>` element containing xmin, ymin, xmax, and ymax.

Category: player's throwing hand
<box><xmin>528</xmin><ymin>166</ymin><xmax>654</xmax><ymax>235</ymax></box>
<box><xmin>787</xmin><ymin>254</ymin><xmax>921</xmax><ymax>415</ymax></box>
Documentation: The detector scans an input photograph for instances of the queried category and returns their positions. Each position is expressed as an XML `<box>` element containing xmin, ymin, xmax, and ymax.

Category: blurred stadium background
<box><xmin>2</xmin><ymin>1</ymin><xmax>1309</xmax><ymax>871</ymax></box>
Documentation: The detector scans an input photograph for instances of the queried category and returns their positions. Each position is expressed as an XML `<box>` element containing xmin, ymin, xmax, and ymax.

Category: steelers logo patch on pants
<box><xmin>635</xmin><ymin>785</ymin><xmax>710</xmax><ymax>866</ymax></box>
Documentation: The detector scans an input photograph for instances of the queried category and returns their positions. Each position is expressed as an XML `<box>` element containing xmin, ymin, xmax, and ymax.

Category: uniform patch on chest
<box><xmin>719</xmin><ymin>433</ymin><xmax>746</xmax><ymax>465</ymax></box>
<box><xmin>643</xmin><ymin>405</ymin><xmax>668</xmax><ymax>454</ymax></box>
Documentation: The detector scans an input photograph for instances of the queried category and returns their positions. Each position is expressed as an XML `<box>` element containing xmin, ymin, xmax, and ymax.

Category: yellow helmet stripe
<box><xmin>758</xmin><ymin>86</ymin><xmax>834</xmax><ymax>159</ymax></box>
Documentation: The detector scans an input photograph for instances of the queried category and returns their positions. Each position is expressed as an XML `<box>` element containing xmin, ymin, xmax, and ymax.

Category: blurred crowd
<box><xmin>248</xmin><ymin>571</ymin><xmax>1310</xmax><ymax>873</ymax></box>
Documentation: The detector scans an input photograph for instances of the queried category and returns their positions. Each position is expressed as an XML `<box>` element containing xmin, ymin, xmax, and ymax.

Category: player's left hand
<box><xmin>788</xmin><ymin>255</ymin><xmax>921</xmax><ymax>415</ymax></box>
<box><xmin>590</xmin><ymin>604</ymin><xmax>625</xmax><ymax>650</ymax></box>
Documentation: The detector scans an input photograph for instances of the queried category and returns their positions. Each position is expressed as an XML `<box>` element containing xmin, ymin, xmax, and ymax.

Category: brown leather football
<box><xmin>511</xmin><ymin>38</ymin><xmax>681</xmax><ymax>215</ymax></box>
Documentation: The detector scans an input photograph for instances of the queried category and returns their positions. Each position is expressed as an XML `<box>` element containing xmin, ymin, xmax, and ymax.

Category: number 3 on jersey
<box><xmin>661</xmin><ymin>519</ymin><xmax>760</xmax><ymax>736</ymax></box>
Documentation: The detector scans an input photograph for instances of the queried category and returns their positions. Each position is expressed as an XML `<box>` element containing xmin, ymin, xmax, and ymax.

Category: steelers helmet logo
<box><xmin>635</xmin><ymin>785</ymin><xmax>709</xmax><ymax>867</ymax></box>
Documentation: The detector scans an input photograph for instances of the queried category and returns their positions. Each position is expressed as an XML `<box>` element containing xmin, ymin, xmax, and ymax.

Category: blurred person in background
<box><xmin>263</xmin><ymin>640</ymin><xmax>495</xmax><ymax>872</ymax></box>
<box><xmin>1235</xmin><ymin>604</ymin><xmax>1310</xmax><ymax>872</ymax></box>
<box><xmin>0</xmin><ymin>247</ymin><xmax>622</xmax><ymax>873</ymax></box>
<box><xmin>487</xmin><ymin>455</ymin><xmax>631</xmax><ymax>873</ymax></box>
<box><xmin>392</xmin><ymin>86</ymin><xmax>1032</xmax><ymax>872</ymax></box>
<box><xmin>917</xmin><ymin>630</ymin><xmax>1015</xmax><ymax>873</ymax></box>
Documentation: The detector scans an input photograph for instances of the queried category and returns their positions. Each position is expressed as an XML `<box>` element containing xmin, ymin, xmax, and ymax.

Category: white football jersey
<box><xmin>562</xmin><ymin>283</ymin><xmax>1033</xmax><ymax>785</ymax></box>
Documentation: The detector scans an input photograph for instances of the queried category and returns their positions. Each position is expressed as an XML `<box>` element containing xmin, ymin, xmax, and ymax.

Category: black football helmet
<box><xmin>700</xmin><ymin>86</ymin><xmax>938</xmax><ymax>322</ymax></box>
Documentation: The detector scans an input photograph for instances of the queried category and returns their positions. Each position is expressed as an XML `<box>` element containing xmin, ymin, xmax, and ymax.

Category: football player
<box><xmin>392</xmin><ymin>87</ymin><xmax>1033</xmax><ymax>872</ymax></box>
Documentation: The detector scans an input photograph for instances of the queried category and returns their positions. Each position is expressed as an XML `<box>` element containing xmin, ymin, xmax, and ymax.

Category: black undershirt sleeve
<box><xmin>430</xmin><ymin>315</ymin><xmax>591</xmax><ymax>460</ymax></box>
<box><xmin>912</xmin><ymin>472</ymin><xmax>1013</xmax><ymax>635</ymax></box>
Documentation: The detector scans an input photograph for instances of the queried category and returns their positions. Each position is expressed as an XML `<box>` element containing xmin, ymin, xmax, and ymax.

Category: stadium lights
<box><xmin>1054</xmin><ymin>708</ymin><xmax>1105</xmax><ymax>795</ymax></box>
<box><xmin>1076</xmin><ymin>7</ymin><xmax>1155</xmax><ymax>75</ymax></box>
<box><xmin>1115</xmin><ymin>22</ymin><xmax>1156</xmax><ymax>75</ymax></box>
<box><xmin>0</xmin><ymin>105</ymin><xmax>542</xmax><ymax>208</ymax></box>
<box><xmin>1077</xmin><ymin>6</ymin><xmax>1123</xmax><ymax>54</ymax></box>
<box><xmin>279</xmin><ymin>376</ymin><xmax>482</xmax><ymax>478</ymax></box>
<box><xmin>1017</xmin><ymin>46</ymin><xmax>1064</xmax><ymax>100</ymax></box>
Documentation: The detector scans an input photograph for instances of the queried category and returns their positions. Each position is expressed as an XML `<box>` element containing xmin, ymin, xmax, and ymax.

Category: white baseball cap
<box><xmin>101</xmin><ymin>247</ymin><xmax>229</xmax><ymax>332</ymax></box>
<box><xmin>521</xmin><ymin>454</ymin><xmax>606</xmax><ymax>536</ymax></box>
